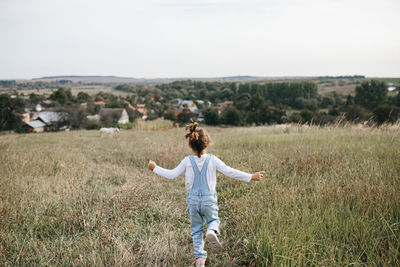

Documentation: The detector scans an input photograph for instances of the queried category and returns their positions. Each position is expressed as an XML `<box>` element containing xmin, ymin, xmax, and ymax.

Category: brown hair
<box><xmin>185</xmin><ymin>122</ymin><xmax>211</xmax><ymax>157</ymax></box>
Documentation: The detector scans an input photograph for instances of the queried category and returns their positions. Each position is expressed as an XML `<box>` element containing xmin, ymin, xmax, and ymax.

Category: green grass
<box><xmin>0</xmin><ymin>125</ymin><xmax>399</xmax><ymax>266</ymax></box>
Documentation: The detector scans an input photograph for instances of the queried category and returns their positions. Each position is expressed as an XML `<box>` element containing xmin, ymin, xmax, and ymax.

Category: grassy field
<box><xmin>0</xmin><ymin>125</ymin><xmax>399</xmax><ymax>266</ymax></box>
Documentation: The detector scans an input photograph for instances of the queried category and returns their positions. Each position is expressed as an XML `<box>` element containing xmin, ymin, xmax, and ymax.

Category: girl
<box><xmin>148</xmin><ymin>122</ymin><xmax>264</xmax><ymax>267</ymax></box>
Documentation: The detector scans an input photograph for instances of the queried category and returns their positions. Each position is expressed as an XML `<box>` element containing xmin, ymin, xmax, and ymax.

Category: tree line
<box><xmin>116</xmin><ymin>79</ymin><xmax>399</xmax><ymax>126</ymax></box>
<box><xmin>0</xmin><ymin>79</ymin><xmax>399</xmax><ymax>132</ymax></box>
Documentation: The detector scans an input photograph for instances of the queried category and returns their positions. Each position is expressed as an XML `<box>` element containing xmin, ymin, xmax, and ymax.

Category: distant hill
<box><xmin>31</xmin><ymin>75</ymin><xmax>369</xmax><ymax>85</ymax></box>
<box><xmin>32</xmin><ymin>76</ymin><xmax>143</xmax><ymax>84</ymax></box>
<box><xmin>32</xmin><ymin>75</ymin><xmax>285</xmax><ymax>84</ymax></box>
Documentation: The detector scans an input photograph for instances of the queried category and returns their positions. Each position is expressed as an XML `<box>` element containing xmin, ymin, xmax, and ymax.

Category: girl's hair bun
<box><xmin>185</xmin><ymin>121</ymin><xmax>199</xmax><ymax>141</ymax></box>
<box><xmin>185</xmin><ymin>121</ymin><xmax>211</xmax><ymax>157</ymax></box>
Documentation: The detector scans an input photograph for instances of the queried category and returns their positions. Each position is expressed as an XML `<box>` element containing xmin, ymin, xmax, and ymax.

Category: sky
<box><xmin>0</xmin><ymin>0</ymin><xmax>399</xmax><ymax>79</ymax></box>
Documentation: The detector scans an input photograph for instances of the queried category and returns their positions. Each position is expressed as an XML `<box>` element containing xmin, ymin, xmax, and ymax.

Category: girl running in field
<box><xmin>148</xmin><ymin>122</ymin><xmax>264</xmax><ymax>267</ymax></box>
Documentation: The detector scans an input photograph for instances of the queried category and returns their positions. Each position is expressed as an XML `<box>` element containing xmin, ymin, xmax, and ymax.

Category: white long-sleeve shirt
<box><xmin>153</xmin><ymin>154</ymin><xmax>252</xmax><ymax>191</ymax></box>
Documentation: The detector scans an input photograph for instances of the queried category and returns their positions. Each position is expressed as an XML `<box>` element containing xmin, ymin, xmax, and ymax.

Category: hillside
<box><xmin>32</xmin><ymin>75</ymin><xmax>314</xmax><ymax>84</ymax></box>
<box><xmin>25</xmin><ymin>75</ymin><xmax>377</xmax><ymax>96</ymax></box>
<box><xmin>1</xmin><ymin>125</ymin><xmax>399</xmax><ymax>266</ymax></box>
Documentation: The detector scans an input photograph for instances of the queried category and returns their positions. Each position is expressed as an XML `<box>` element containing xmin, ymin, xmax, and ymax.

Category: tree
<box><xmin>262</xmin><ymin>106</ymin><xmax>286</xmax><ymax>124</ymax></box>
<box><xmin>65</xmin><ymin>109</ymin><xmax>88</xmax><ymax>129</ymax></box>
<box><xmin>222</xmin><ymin>107</ymin><xmax>242</xmax><ymax>126</ymax></box>
<box><xmin>299</xmin><ymin>109</ymin><xmax>314</xmax><ymax>123</ymax></box>
<box><xmin>304</xmin><ymin>99</ymin><xmax>319</xmax><ymax>111</ymax></box>
<box><xmin>289</xmin><ymin>112</ymin><xmax>302</xmax><ymax>123</ymax></box>
<box><xmin>29</xmin><ymin>93</ymin><xmax>45</xmax><ymax>104</ymax></box>
<box><xmin>126</xmin><ymin>108</ymin><xmax>141</xmax><ymax>122</ymax></box>
<box><xmin>345</xmin><ymin>95</ymin><xmax>354</xmax><ymax>107</ymax></box>
<box><xmin>321</xmin><ymin>96</ymin><xmax>334</xmax><ymax>108</ymax></box>
<box><xmin>77</xmin><ymin>92</ymin><xmax>91</xmax><ymax>103</ymax></box>
<box><xmin>177</xmin><ymin>109</ymin><xmax>197</xmax><ymax>124</ymax></box>
<box><xmin>86</xmin><ymin>102</ymin><xmax>101</xmax><ymax>115</ymax></box>
<box><xmin>354</xmin><ymin>80</ymin><xmax>387</xmax><ymax>110</ymax></box>
<box><xmin>95</xmin><ymin>92</ymin><xmax>117</xmax><ymax>102</ymax></box>
<box><xmin>49</xmin><ymin>88</ymin><xmax>75</xmax><ymax>105</ymax></box>
<box><xmin>395</xmin><ymin>90</ymin><xmax>400</xmax><ymax>107</ymax></box>
<box><xmin>163</xmin><ymin>109</ymin><xmax>177</xmax><ymax>121</ymax></box>
<box><xmin>0</xmin><ymin>94</ymin><xmax>25</xmax><ymax>131</ymax></box>
<box><xmin>345</xmin><ymin>105</ymin><xmax>371</xmax><ymax>122</ymax></box>
<box><xmin>373</xmin><ymin>105</ymin><xmax>399</xmax><ymax>125</ymax></box>
<box><xmin>204</xmin><ymin>108</ymin><xmax>220</xmax><ymax>125</ymax></box>
<box><xmin>0</xmin><ymin>80</ymin><xmax>16</xmax><ymax>88</ymax></box>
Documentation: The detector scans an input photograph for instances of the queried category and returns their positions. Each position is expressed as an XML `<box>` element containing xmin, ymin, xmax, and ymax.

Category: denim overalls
<box><xmin>187</xmin><ymin>154</ymin><xmax>220</xmax><ymax>259</ymax></box>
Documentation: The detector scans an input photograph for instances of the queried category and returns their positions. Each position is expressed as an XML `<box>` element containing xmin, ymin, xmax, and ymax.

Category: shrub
<box><xmin>263</xmin><ymin>106</ymin><xmax>286</xmax><ymax>124</ymax></box>
<box><xmin>67</xmin><ymin>109</ymin><xmax>88</xmax><ymax>129</ymax></box>
<box><xmin>177</xmin><ymin>109</ymin><xmax>197</xmax><ymax>124</ymax></box>
<box><xmin>86</xmin><ymin>120</ymin><xmax>102</xmax><ymax>130</ymax></box>
<box><xmin>288</xmin><ymin>112</ymin><xmax>302</xmax><ymax>123</ymax></box>
<box><xmin>118</xmin><ymin>122</ymin><xmax>136</xmax><ymax>129</ymax></box>
<box><xmin>321</xmin><ymin>96</ymin><xmax>335</xmax><ymax>108</ymax></box>
<box><xmin>373</xmin><ymin>105</ymin><xmax>399</xmax><ymax>125</ymax></box>
<box><xmin>328</xmin><ymin>107</ymin><xmax>341</xmax><ymax>116</ymax></box>
<box><xmin>294</xmin><ymin>97</ymin><xmax>307</xmax><ymax>109</ymax></box>
<box><xmin>204</xmin><ymin>108</ymin><xmax>220</xmax><ymax>125</ymax></box>
<box><xmin>222</xmin><ymin>107</ymin><xmax>242</xmax><ymax>126</ymax></box>
<box><xmin>300</xmin><ymin>109</ymin><xmax>314</xmax><ymax>123</ymax></box>
<box><xmin>0</xmin><ymin>94</ymin><xmax>25</xmax><ymax>131</ymax></box>
<box><xmin>163</xmin><ymin>109</ymin><xmax>176</xmax><ymax>121</ymax></box>
<box><xmin>345</xmin><ymin>105</ymin><xmax>371</xmax><ymax>123</ymax></box>
<box><xmin>304</xmin><ymin>99</ymin><xmax>319</xmax><ymax>111</ymax></box>
<box><xmin>354</xmin><ymin>80</ymin><xmax>387</xmax><ymax>110</ymax></box>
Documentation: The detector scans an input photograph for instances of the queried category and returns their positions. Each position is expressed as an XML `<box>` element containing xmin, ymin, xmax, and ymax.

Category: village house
<box><xmin>37</xmin><ymin>111</ymin><xmax>65</xmax><ymax>125</ymax></box>
<box><xmin>195</xmin><ymin>100</ymin><xmax>212</xmax><ymax>108</ymax></box>
<box><xmin>388</xmin><ymin>83</ymin><xmax>396</xmax><ymax>91</ymax></box>
<box><xmin>23</xmin><ymin>120</ymin><xmax>46</xmax><ymax>133</ymax></box>
<box><xmin>181</xmin><ymin>100</ymin><xmax>199</xmax><ymax>114</ymax></box>
<box><xmin>173</xmin><ymin>100</ymin><xmax>201</xmax><ymax>120</ymax></box>
<box><xmin>171</xmin><ymin>98</ymin><xmax>182</xmax><ymax>108</ymax></box>
<box><xmin>22</xmin><ymin>111</ymin><xmax>65</xmax><ymax>133</ymax></box>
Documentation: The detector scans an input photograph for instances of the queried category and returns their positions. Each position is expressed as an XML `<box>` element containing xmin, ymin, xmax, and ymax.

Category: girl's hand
<box><xmin>251</xmin><ymin>171</ymin><xmax>265</xmax><ymax>181</ymax></box>
<box><xmin>148</xmin><ymin>160</ymin><xmax>157</xmax><ymax>171</ymax></box>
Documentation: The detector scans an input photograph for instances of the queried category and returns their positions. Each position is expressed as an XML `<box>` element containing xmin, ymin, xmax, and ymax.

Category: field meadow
<box><xmin>0</xmin><ymin>124</ymin><xmax>399</xmax><ymax>266</ymax></box>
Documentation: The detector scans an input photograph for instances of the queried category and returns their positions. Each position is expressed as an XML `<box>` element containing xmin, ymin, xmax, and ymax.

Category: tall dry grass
<box><xmin>0</xmin><ymin>125</ymin><xmax>399</xmax><ymax>266</ymax></box>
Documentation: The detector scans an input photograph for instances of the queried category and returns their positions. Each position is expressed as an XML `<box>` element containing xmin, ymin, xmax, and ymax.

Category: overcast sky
<box><xmin>0</xmin><ymin>0</ymin><xmax>399</xmax><ymax>79</ymax></box>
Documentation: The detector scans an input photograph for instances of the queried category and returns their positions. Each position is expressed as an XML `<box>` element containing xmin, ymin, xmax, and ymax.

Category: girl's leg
<box><xmin>188</xmin><ymin>204</ymin><xmax>207</xmax><ymax>259</ymax></box>
<box><xmin>202</xmin><ymin>203</ymin><xmax>220</xmax><ymax>234</ymax></box>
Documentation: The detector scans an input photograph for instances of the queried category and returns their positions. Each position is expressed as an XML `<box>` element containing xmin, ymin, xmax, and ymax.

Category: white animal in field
<box><xmin>99</xmin><ymin>127</ymin><xmax>120</xmax><ymax>137</ymax></box>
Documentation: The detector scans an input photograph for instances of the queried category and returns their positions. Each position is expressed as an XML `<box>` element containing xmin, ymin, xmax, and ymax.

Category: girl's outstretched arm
<box><xmin>147</xmin><ymin>159</ymin><xmax>186</xmax><ymax>179</ymax></box>
<box><xmin>214</xmin><ymin>156</ymin><xmax>264</xmax><ymax>182</ymax></box>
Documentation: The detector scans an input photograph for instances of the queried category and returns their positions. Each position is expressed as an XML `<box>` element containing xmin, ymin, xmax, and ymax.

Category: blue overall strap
<box><xmin>189</xmin><ymin>154</ymin><xmax>212</xmax><ymax>177</ymax></box>
<box><xmin>200</xmin><ymin>154</ymin><xmax>212</xmax><ymax>177</ymax></box>
<box><xmin>189</xmin><ymin>155</ymin><xmax>201</xmax><ymax>177</ymax></box>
